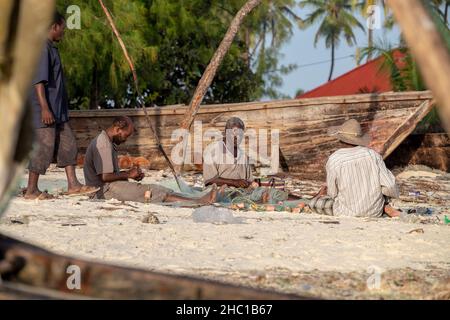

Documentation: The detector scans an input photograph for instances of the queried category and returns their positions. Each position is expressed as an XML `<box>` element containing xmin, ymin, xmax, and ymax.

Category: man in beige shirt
<box><xmin>84</xmin><ymin>116</ymin><xmax>216</xmax><ymax>204</ymax></box>
<box><xmin>203</xmin><ymin>117</ymin><xmax>253</xmax><ymax>188</ymax></box>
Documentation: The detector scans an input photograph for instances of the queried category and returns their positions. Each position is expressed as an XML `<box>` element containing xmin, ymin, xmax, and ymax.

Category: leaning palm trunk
<box><xmin>0</xmin><ymin>1</ymin><xmax>55</xmax><ymax>216</ymax></box>
<box><xmin>386</xmin><ymin>0</ymin><xmax>450</xmax><ymax>134</ymax></box>
<box><xmin>176</xmin><ymin>0</ymin><xmax>262</xmax><ymax>172</ymax></box>
<box><xmin>180</xmin><ymin>0</ymin><xmax>263</xmax><ymax>131</ymax></box>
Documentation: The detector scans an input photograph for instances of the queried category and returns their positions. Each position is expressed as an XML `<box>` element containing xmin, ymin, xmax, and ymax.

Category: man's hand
<box><xmin>316</xmin><ymin>184</ymin><xmax>328</xmax><ymax>197</ymax></box>
<box><xmin>127</xmin><ymin>167</ymin><xmax>142</xmax><ymax>181</ymax></box>
<box><xmin>41</xmin><ymin>107</ymin><xmax>55</xmax><ymax>125</ymax></box>
<box><xmin>233</xmin><ymin>179</ymin><xmax>250</xmax><ymax>188</ymax></box>
<box><xmin>128</xmin><ymin>165</ymin><xmax>145</xmax><ymax>181</ymax></box>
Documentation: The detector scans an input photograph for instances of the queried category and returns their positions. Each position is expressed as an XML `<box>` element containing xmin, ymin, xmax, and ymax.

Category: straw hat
<box><xmin>327</xmin><ymin>119</ymin><xmax>370</xmax><ymax>147</ymax></box>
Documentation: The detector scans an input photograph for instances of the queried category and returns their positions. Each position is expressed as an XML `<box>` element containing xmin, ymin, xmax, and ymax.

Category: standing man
<box><xmin>25</xmin><ymin>12</ymin><xmax>98</xmax><ymax>200</ymax></box>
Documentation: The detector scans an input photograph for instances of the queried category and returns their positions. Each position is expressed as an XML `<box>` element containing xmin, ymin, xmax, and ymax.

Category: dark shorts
<box><xmin>101</xmin><ymin>181</ymin><xmax>174</xmax><ymax>203</ymax></box>
<box><xmin>28</xmin><ymin>122</ymin><xmax>78</xmax><ymax>175</ymax></box>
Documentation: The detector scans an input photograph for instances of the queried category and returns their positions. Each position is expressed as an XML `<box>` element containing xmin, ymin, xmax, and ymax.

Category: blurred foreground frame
<box><xmin>0</xmin><ymin>1</ymin><xmax>55</xmax><ymax>215</ymax></box>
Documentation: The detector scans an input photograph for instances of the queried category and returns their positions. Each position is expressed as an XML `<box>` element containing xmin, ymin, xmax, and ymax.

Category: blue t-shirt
<box><xmin>29</xmin><ymin>40</ymin><xmax>69</xmax><ymax>128</ymax></box>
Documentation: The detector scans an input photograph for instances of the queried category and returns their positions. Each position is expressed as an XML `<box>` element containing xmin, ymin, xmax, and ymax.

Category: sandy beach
<box><xmin>1</xmin><ymin>166</ymin><xmax>449</xmax><ymax>299</ymax></box>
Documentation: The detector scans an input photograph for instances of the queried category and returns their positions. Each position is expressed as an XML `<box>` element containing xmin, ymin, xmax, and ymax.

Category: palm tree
<box><xmin>351</xmin><ymin>0</ymin><xmax>384</xmax><ymax>61</ymax></box>
<box><xmin>430</xmin><ymin>0</ymin><xmax>450</xmax><ymax>26</ymax></box>
<box><xmin>299</xmin><ymin>0</ymin><xmax>365</xmax><ymax>81</ymax></box>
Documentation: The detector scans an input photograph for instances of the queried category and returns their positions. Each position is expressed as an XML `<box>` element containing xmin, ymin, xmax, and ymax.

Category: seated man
<box><xmin>203</xmin><ymin>117</ymin><xmax>288</xmax><ymax>204</ymax></box>
<box><xmin>309</xmin><ymin>119</ymin><xmax>400</xmax><ymax>218</ymax></box>
<box><xmin>203</xmin><ymin>117</ymin><xmax>253</xmax><ymax>188</ymax></box>
<box><xmin>83</xmin><ymin>116</ymin><xmax>216</xmax><ymax>204</ymax></box>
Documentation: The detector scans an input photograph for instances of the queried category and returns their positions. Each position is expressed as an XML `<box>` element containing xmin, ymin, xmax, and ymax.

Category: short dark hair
<box><xmin>53</xmin><ymin>11</ymin><xmax>66</xmax><ymax>26</ymax></box>
<box><xmin>112</xmin><ymin>116</ymin><xmax>133</xmax><ymax>130</ymax></box>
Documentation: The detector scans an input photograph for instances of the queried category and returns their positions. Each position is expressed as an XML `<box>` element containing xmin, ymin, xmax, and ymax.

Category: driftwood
<box><xmin>0</xmin><ymin>1</ymin><xmax>54</xmax><ymax>215</ymax></box>
<box><xmin>0</xmin><ymin>234</ymin><xmax>302</xmax><ymax>299</ymax></box>
<box><xmin>386</xmin><ymin>0</ymin><xmax>450</xmax><ymax>134</ymax></box>
<box><xmin>69</xmin><ymin>91</ymin><xmax>437</xmax><ymax>180</ymax></box>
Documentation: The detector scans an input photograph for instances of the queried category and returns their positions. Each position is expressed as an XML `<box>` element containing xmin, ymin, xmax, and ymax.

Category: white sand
<box><xmin>1</xmin><ymin>168</ymin><xmax>449</xmax><ymax>279</ymax></box>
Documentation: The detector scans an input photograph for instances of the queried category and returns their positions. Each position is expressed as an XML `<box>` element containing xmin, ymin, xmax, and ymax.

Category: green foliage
<box><xmin>358</xmin><ymin>39</ymin><xmax>444</xmax><ymax>128</ymax></box>
<box><xmin>56</xmin><ymin>0</ymin><xmax>301</xmax><ymax>108</ymax></box>
<box><xmin>57</xmin><ymin>0</ymin><xmax>150</xmax><ymax>109</ymax></box>
<box><xmin>358</xmin><ymin>40</ymin><xmax>426</xmax><ymax>92</ymax></box>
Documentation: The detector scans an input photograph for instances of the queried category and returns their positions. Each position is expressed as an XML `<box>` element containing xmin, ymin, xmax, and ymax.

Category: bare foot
<box><xmin>66</xmin><ymin>185</ymin><xmax>100</xmax><ymax>196</ymax></box>
<box><xmin>67</xmin><ymin>182</ymin><xmax>84</xmax><ymax>194</ymax></box>
<box><xmin>24</xmin><ymin>190</ymin><xmax>54</xmax><ymax>200</ymax></box>
<box><xmin>261</xmin><ymin>190</ymin><xmax>270</xmax><ymax>203</ymax></box>
<box><xmin>199</xmin><ymin>184</ymin><xmax>218</xmax><ymax>205</ymax></box>
<box><xmin>384</xmin><ymin>205</ymin><xmax>401</xmax><ymax>217</ymax></box>
<box><xmin>218</xmin><ymin>184</ymin><xmax>227</xmax><ymax>200</ymax></box>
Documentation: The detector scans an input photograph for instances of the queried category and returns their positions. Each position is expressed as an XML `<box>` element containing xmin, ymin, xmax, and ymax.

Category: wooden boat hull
<box><xmin>69</xmin><ymin>91</ymin><xmax>442</xmax><ymax>180</ymax></box>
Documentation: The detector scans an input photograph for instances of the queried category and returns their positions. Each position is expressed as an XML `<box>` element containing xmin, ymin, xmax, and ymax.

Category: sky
<box><xmin>277</xmin><ymin>4</ymin><xmax>402</xmax><ymax>99</ymax></box>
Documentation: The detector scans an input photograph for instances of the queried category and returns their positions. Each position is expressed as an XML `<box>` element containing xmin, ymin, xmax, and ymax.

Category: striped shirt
<box><xmin>326</xmin><ymin>146</ymin><xmax>399</xmax><ymax>217</ymax></box>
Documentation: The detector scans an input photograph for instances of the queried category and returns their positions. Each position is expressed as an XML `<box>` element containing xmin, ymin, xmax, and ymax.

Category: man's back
<box><xmin>326</xmin><ymin>146</ymin><xmax>398</xmax><ymax>217</ymax></box>
<box><xmin>83</xmin><ymin>130</ymin><xmax>119</xmax><ymax>188</ymax></box>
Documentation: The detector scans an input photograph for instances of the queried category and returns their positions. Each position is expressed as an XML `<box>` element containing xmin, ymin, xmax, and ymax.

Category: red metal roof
<box><xmin>298</xmin><ymin>51</ymin><xmax>405</xmax><ymax>99</ymax></box>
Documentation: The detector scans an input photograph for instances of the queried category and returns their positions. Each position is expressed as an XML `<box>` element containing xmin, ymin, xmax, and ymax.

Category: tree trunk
<box><xmin>445</xmin><ymin>2</ymin><xmax>449</xmax><ymax>26</ymax></box>
<box><xmin>328</xmin><ymin>41</ymin><xmax>335</xmax><ymax>81</ymax></box>
<box><xmin>367</xmin><ymin>29</ymin><xmax>373</xmax><ymax>61</ymax></box>
<box><xmin>89</xmin><ymin>62</ymin><xmax>98</xmax><ymax>110</ymax></box>
<box><xmin>386</xmin><ymin>0</ymin><xmax>450</xmax><ymax>134</ymax></box>
<box><xmin>244</xmin><ymin>27</ymin><xmax>250</xmax><ymax>68</ymax></box>
<box><xmin>180</xmin><ymin>0</ymin><xmax>263</xmax><ymax>131</ymax></box>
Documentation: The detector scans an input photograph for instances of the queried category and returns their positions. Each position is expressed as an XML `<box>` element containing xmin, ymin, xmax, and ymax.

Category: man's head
<box><xmin>327</xmin><ymin>119</ymin><xmax>370</xmax><ymax>147</ymax></box>
<box><xmin>225</xmin><ymin>117</ymin><xmax>245</xmax><ymax>148</ymax></box>
<box><xmin>49</xmin><ymin>11</ymin><xmax>66</xmax><ymax>42</ymax></box>
<box><xmin>110</xmin><ymin>116</ymin><xmax>134</xmax><ymax>145</ymax></box>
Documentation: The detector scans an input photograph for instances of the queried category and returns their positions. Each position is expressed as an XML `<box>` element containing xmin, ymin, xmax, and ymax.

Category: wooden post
<box><xmin>386</xmin><ymin>0</ymin><xmax>450</xmax><ymax>134</ymax></box>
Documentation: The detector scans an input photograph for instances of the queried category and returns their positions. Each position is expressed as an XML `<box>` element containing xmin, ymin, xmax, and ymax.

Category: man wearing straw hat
<box><xmin>309</xmin><ymin>119</ymin><xmax>400</xmax><ymax>218</ymax></box>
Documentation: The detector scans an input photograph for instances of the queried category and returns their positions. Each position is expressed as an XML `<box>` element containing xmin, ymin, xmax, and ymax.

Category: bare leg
<box><xmin>24</xmin><ymin>171</ymin><xmax>41</xmax><ymax>199</ymax></box>
<box><xmin>164</xmin><ymin>185</ymin><xmax>218</xmax><ymax>205</ymax></box>
<box><xmin>65</xmin><ymin>165</ymin><xmax>83</xmax><ymax>192</ymax></box>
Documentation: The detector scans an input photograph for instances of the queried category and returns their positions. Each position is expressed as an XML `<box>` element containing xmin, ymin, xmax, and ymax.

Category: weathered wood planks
<box><xmin>69</xmin><ymin>91</ymin><xmax>437</xmax><ymax>180</ymax></box>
